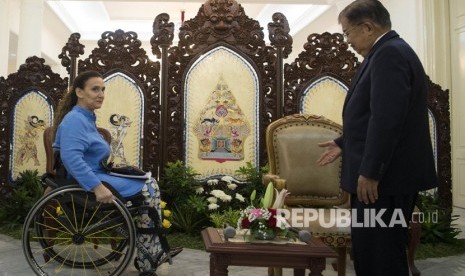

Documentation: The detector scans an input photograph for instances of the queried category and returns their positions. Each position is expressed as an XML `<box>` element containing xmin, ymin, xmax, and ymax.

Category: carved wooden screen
<box><xmin>0</xmin><ymin>56</ymin><xmax>68</xmax><ymax>186</ymax></box>
<box><xmin>283</xmin><ymin>32</ymin><xmax>359</xmax><ymax>117</ymax></box>
<box><xmin>284</xmin><ymin>32</ymin><xmax>452</xmax><ymax>209</ymax></box>
<box><xmin>59</xmin><ymin>30</ymin><xmax>161</xmax><ymax>177</ymax></box>
<box><xmin>151</xmin><ymin>0</ymin><xmax>292</xmax><ymax>180</ymax></box>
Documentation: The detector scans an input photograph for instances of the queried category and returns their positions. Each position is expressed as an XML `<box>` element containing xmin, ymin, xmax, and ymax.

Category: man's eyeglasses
<box><xmin>343</xmin><ymin>23</ymin><xmax>364</xmax><ymax>40</ymax></box>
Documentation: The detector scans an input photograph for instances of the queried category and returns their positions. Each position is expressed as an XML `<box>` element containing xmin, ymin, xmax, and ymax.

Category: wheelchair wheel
<box><xmin>22</xmin><ymin>185</ymin><xmax>136</xmax><ymax>275</ymax></box>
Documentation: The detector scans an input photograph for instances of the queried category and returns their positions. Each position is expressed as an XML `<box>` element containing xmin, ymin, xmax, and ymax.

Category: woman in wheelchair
<box><xmin>49</xmin><ymin>70</ymin><xmax>181</xmax><ymax>275</ymax></box>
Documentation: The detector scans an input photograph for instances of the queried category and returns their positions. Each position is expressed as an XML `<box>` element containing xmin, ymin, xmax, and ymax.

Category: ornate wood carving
<box><xmin>268</xmin><ymin>12</ymin><xmax>292</xmax><ymax>119</ymax></box>
<box><xmin>151</xmin><ymin>13</ymin><xmax>175</xmax><ymax>59</ymax></box>
<box><xmin>58</xmin><ymin>32</ymin><xmax>85</xmax><ymax>83</ymax></box>
<box><xmin>78</xmin><ymin>29</ymin><xmax>161</xmax><ymax>175</ymax></box>
<box><xmin>283</xmin><ymin>32</ymin><xmax>359</xmax><ymax>115</ymax></box>
<box><xmin>151</xmin><ymin>13</ymin><xmax>175</xmax><ymax>171</ymax></box>
<box><xmin>268</xmin><ymin>12</ymin><xmax>292</xmax><ymax>58</ymax></box>
<box><xmin>152</xmin><ymin>0</ymin><xmax>284</xmax><ymax>167</ymax></box>
<box><xmin>0</xmin><ymin>56</ymin><xmax>68</xmax><ymax>186</ymax></box>
<box><xmin>426</xmin><ymin>77</ymin><xmax>452</xmax><ymax>209</ymax></box>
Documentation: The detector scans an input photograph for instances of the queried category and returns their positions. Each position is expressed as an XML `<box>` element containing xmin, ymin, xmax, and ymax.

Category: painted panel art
<box><xmin>11</xmin><ymin>91</ymin><xmax>52</xmax><ymax>180</ymax></box>
<box><xmin>185</xmin><ymin>46</ymin><xmax>259</xmax><ymax>180</ymax></box>
<box><xmin>193</xmin><ymin>76</ymin><xmax>251</xmax><ymax>162</ymax></box>
<box><xmin>96</xmin><ymin>72</ymin><xmax>144</xmax><ymax>167</ymax></box>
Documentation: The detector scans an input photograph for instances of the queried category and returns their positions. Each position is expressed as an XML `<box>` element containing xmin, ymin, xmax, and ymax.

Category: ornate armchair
<box><xmin>264</xmin><ymin>114</ymin><xmax>350</xmax><ymax>276</ymax></box>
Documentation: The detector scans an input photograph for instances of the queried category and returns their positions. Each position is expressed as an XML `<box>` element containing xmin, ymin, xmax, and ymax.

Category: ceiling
<box><xmin>46</xmin><ymin>0</ymin><xmax>332</xmax><ymax>42</ymax></box>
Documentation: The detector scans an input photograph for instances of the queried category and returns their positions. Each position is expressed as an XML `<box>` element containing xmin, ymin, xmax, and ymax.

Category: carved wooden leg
<box><xmin>330</xmin><ymin>247</ymin><xmax>347</xmax><ymax>276</ymax></box>
<box><xmin>336</xmin><ymin>247</ymin><xmax>347</xmax><ymax>276</ymax></box>
<box><xmin>408</xmin><ymin>214</ymin><xmax>421</xmax><ymax>276</ymax></box>
<box><xmin>293</xmin><ymin>268</ymin><xmax>305</xmax><ymax>276</ymax></box>
<box><xmin>308</xmin><ymin>258</ymin><xmax>325</xmax><ymax>276</ymax></box>
<box><xmin>210</xmin><ymin>254</ymin><xmax>228</xmax><ymax>276</ymax></box>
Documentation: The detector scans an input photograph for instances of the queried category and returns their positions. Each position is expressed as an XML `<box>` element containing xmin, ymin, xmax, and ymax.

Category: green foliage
<box><xmin>235</xmin><ymin>162</ymin><xmax>269</xmax><ymax>206</ymax></box>
<box><xmin>209</xmin><ymin>208</ymin><xmax>242</xmax><ymax>228</ymax></box>
<box><xmin>416</xmin><ymin>191</ymin><xmax>461</xmax><ymax>244</ymax></box>
<box><xmin>158</xmin><ymin>160</ymin><xmax>200</xmax><ymax>208</ymax></box>
<box><xmin>170</xmin><ymin>204</ymin><xmax>209</xmax><ymax>234</ymax></box>
<box><xmin>416</xmin><ymin>239</ymin><xmax>465</xmax><ymax>259</ymax></box>
<box><xmin>166</xmin><ymin>232</ymin><xmax>204</xmax><ymax>250</ymax></box>
<box><xmin>0</xmin><ymin>170</ymin><xmax>43</xmax><ymax>229</ymax></box>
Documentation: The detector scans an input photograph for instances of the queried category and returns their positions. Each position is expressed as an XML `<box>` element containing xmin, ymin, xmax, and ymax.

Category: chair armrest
<box><xmin>262</xmin><ymin>174</ymin><xmax>287</xmax><ymax>191</ymax></box>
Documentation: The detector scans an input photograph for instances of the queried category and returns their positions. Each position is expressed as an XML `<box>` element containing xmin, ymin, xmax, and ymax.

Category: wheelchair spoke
<box><xmin>55</xmin><ymin>242</ymin><xmax>75</xmax><ymax>273</ymax></box>
<box><xmin>54</xmin><ymin>198</ymin><xmax>78</xmax><ymax>233</ymax></box>
<box><xmin>82</xmin><ymin>209</ymin><xmax>117</xmax><ymax>235</ymax></box>
<box><xmin>79</xmin><ymin>193</ymin><xmax>89</xmax><ymax>232</ymax></box>
<box><xmin>82</xmin><ymin>245</ymin><xmax>107</xmax><ymax>276</ymax></box>
<box><xmin>34</xmin><ymin>221</ymin><xmax>73</xmax><ymax>237</ymax></box>
<box><xmin>85</xmin><ymin>222</ymin><xmax>125</xmax><ymax>238</ymax></box>
<box><xmin>41</xmin><ymin>240</ymin><xmax>75</xmax><ymax>269</ymax></box>
<box><xmin>82</xmin><ymin>201</ymin><xmax>104</xmax><ymax>233</ymax></box>
<box><xmin>43</xmin><ymin>205</ymin><xmax>76</xmax><ymax>235</ymax></box>
<box><xmin>71</xmin><ymin>194</ymin><xmax>80</xmax><ymax>233</ymax></box>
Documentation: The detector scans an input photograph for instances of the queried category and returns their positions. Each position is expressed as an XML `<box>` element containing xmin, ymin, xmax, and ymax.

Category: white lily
<box><xmin>272</xmin><ymin>188</ymin><xmax>290</xmax><ymax>209</ymax></box>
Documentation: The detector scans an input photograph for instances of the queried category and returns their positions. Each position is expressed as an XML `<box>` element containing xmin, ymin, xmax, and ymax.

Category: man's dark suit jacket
<box><xmin>335</xmin><ymin>30</ymin><xmax>438</xmax><ymax>196</ymax></box>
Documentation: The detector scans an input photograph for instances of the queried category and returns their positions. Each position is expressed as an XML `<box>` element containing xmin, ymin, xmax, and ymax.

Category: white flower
<box><xmin>195</xmin><ymin>187</ymin><xmax>204</xmax><ymax>194</ymax></box>
<box><xmin>207</xmin><ymin>196</ymin><xmax>217</xmax><ymax>203</ymax></box>
<box><xmin>272</xmin><ymin>188</ymin><xmax>290</xmax><ymax>209</ymax></box>
<box><xmin>207</xmin><ymin>179</ymin><xmax>219</xmax><ymax>186</ymax></box>
<box><xmin>210</xmin><ymin>189</ymin><xmax>227</xmax><ymax>198</ymax></box>
<box><xmin>235</xmin><ymin>193</ymin><xmax>245</xmax><ymax>202</ymax></box>
<box><xmin>208</xmin><ymin>203</ymin><xmax>219</xmax><ymax>210</ymax></box>
<box><xmin>227</xmin><ymin>183</ymin><xmax>238</xmax><ymax>190</ymax></box>
<box><xmin>221</xmin><ymin>175</ymin><xmax>234</xmax><ymax>183</ymax></box>
<box><xmin>218</xmin><ymin>194</ymin><xmax>232</xmax><ymax>202</ymax></box>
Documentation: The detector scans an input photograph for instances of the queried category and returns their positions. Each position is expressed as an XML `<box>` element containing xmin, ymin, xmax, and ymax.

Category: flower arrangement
<box><xmin>239</xmin><ymin>206</ymin><xmax>278</xmax><ymax>239</ymax></box>
<box><xmin>237</xmin><ymin>182</ymin><xmax>290</xmax><ymax>240</ymax></box>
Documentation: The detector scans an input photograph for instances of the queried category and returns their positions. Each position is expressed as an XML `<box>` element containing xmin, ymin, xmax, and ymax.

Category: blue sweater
<box><xmin>53</xmin><ymin>105</ymin><xmax>144</xmax><ymax>197</ymax></box>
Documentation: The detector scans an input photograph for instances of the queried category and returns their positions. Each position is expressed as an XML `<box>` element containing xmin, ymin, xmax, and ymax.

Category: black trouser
<box><xmin>350</xmin><ymin>193</ymin><xmax>417</xmax><ymax>276</ymax></box>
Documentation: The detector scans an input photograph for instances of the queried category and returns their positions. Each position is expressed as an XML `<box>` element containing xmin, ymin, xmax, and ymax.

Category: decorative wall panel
<box><xmin>95</xmin><ymin>72</ymin><xmax>144</xmax><ymax>167</ymax></box>
<box><xmin>300</xmin><ymin>76</ymin><xmax>347</xmax><ymax>126</ymax></box>
<box><xmin>11</xmin><ymin>91</ymin><xmax>52</xmax><ymax>179</ymax></box>
<box><xmin>0</xmin><ymin>56</ymin><xmax>67</xmax><ymax>187</ymax></box>
<box><xmin>184</xmin><ymin>46</ymin><xmax>259</xmax><ymax>180</ymax></box>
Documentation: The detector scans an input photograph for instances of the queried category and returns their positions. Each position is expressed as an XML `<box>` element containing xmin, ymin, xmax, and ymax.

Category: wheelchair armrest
<box><xmin>41</xmin><ymin>173</ymin><xmax>59</xmax><ymax>190</ymax></box>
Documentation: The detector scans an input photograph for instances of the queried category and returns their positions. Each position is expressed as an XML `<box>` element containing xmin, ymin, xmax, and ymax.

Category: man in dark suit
<box><xmin>317</xmin><ymin>0</ymin><xmax>438</xmax><ymax>275</ymax></box>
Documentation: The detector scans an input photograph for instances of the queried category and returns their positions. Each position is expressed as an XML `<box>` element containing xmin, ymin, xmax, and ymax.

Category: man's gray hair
<box><xmin>338</xmin><ymin>0</ymin><xmax>391</xmax><ymax>29</ymax></box>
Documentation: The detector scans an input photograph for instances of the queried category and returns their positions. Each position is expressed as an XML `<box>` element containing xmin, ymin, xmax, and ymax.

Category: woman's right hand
<box><xmin>92</xmin><ymin>183</ymin><xmax>114</xmax><ymax>204</ymax></box>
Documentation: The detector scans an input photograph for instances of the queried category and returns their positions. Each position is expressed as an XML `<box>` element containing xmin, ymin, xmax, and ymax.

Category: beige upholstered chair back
<box><xmin>266</xmin><ymin>114</ymin><xmax>347</xmax><ymax>207</ymax></box>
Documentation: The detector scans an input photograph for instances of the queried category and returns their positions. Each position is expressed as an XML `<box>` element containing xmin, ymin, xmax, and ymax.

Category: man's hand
<box><xmin>357</xmin><ymin>175</ymin><xmax>379</xmax><ymax>204</ymax></box>
<box><xmin>317</xmin><ymin>140</ymin><xmax>342</xmax><ymax>166</ymax></box>
<box><xmin>93</xmin><ymin>183</ymin><xmax>114</xmax><ymax>204</ymax></box>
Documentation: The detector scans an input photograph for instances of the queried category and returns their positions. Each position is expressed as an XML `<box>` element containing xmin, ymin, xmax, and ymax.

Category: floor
<box><xmin>1</xmin><ymin>208</ymin><xmax>464</xmax><ymax>276</ymax></box>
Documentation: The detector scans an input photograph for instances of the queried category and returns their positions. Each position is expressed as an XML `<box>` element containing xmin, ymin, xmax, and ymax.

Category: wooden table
<box><xmin>201</xmin><ymin>227</ymin><xmax>337</xmax><ymax>276</ymax></box>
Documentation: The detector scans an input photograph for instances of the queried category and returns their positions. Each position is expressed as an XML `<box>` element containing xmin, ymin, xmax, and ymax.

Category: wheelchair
<box><xmin>22</xmin><ymin>128</ymin><xmax>177</xmax><ymax>275</ymax></box>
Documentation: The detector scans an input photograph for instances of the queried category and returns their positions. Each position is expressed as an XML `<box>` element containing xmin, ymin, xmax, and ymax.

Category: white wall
<box><xmin>450</xmin><ymin>0</ymin><xmax>465</xmax><ymax>208</ymax></box>
<box><xmin>286</xmin><ymin>0</ymin><xmax>427</xmax><ymax>67</ymax></box>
